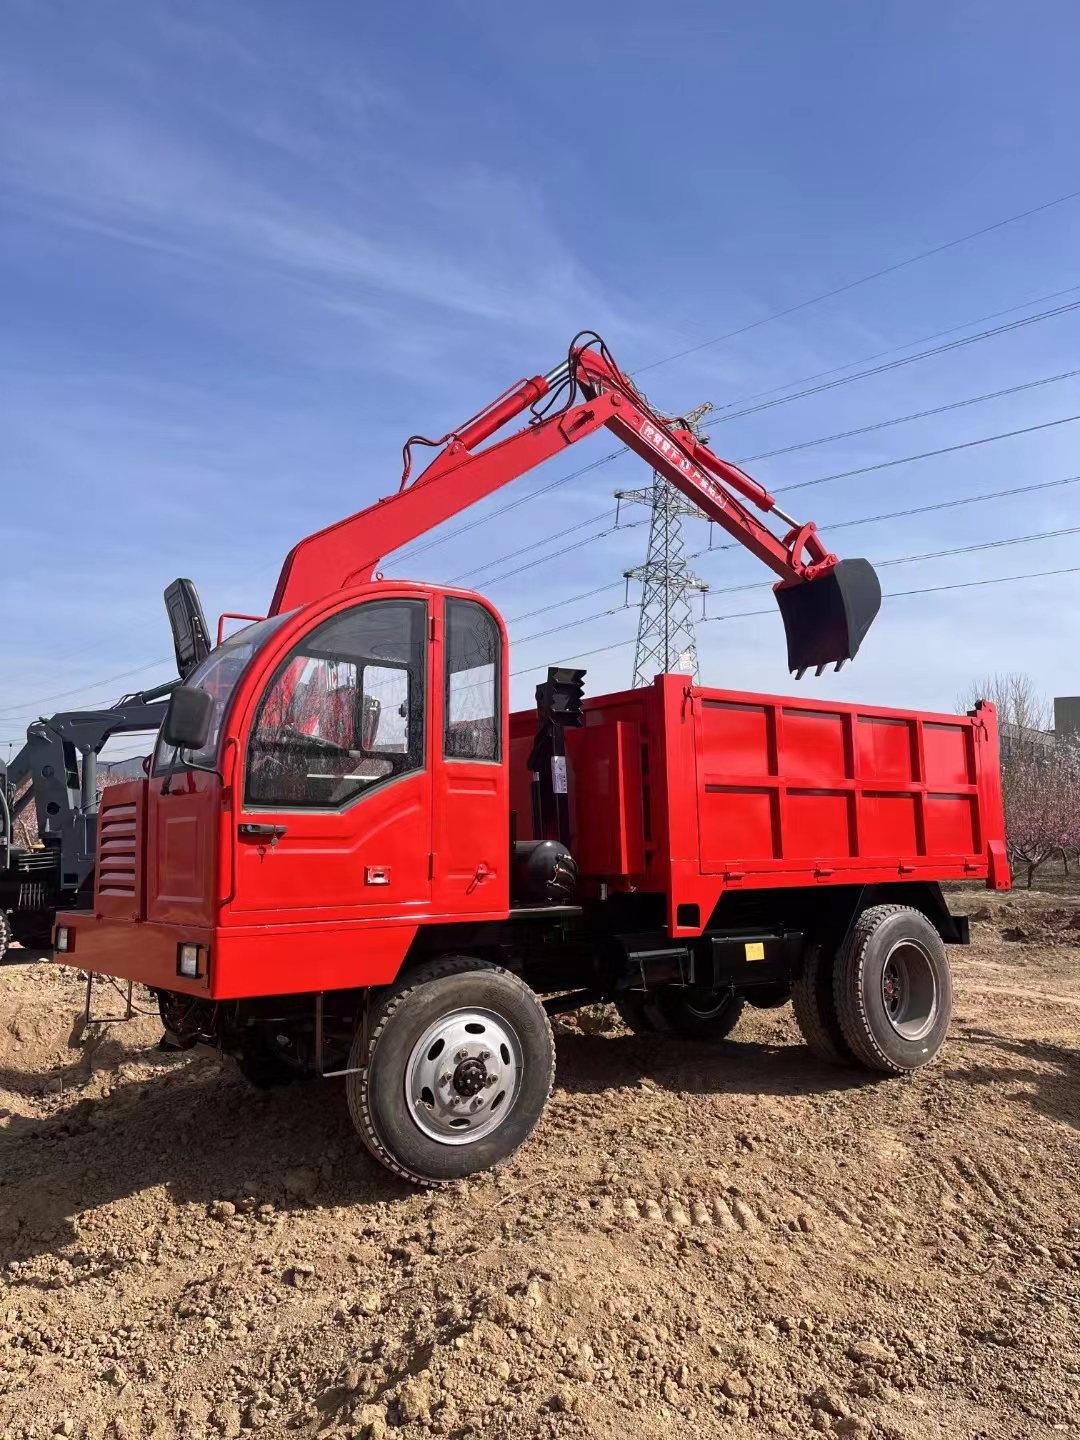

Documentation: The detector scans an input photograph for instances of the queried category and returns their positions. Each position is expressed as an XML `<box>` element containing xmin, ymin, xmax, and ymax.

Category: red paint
<box><xmin>52</xmin><ymin>336</ymin><xmax>1010</xmax><ymax>996</ymax></box>
<box><xmin>512</xmin><ymin>676</ymin><xmax>1008</xmax><ymax>933</ymax></box>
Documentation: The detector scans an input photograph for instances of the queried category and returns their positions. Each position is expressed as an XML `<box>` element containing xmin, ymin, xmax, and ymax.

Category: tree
<box><xmin>956</xmin><ymin>671</ymin><xmax>1050</xmax><ymax>737</ymax></box>
<box><xmin>958</xmin><ymin>672</ymin><xmax>1080</xmax><ymax>888</ymax></box>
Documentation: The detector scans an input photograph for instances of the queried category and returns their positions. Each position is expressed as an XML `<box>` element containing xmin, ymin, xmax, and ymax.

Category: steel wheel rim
<box><xmin>880</xmin><ymin>939</ymin><xmax>938</xmax><ymax>1041</ymax></box>
<box><xmin>405</xmin><ymin>1007</ymin><xmax>523</xmax><ymax>1146</ymax></box>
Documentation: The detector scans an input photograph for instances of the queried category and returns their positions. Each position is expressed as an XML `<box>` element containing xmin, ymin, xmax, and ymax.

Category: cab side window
<box><xmin>444</xmin><ymin>599</ymin><xmax>501</xmax><ymax>762</ymax></box>
<box><xmin>246</xmin><ymin>600</ymin><xmax>426</xmax><ymax>809</ymax></box>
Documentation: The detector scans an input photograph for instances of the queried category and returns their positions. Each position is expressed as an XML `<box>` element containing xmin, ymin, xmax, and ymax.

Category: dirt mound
<box><xmin>2</xmin><ymin>903</ymin><xmax>1080</xmax><ymax>1439</ymax></box>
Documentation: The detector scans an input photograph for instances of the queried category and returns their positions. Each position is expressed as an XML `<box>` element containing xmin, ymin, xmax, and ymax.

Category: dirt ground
<box><xmin>2</xmin><ymin>884</ymin><xmax>1079</xmax><ymax>1440</ymax></box>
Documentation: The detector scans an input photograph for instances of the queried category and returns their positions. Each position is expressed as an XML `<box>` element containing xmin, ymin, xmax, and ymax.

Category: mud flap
<box><xmin>775</xmin><ymin>558</ymin><xmax>881</xmax><ymax>676</ymax></box>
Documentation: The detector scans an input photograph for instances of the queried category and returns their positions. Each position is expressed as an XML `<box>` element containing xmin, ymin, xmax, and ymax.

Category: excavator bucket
<box><xmin>775</xmin><ymin>558</ymin><xmax>881</xmax><ymax>677</ymax></box>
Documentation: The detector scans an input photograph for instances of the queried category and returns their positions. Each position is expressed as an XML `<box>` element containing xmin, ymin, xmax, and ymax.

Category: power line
<box><xmin>632</xmin><ymin>186</ymin><xmax>1080</xmax><ymax>376</ymax></box>
<box><xmin>500</xmin><ymin>472</ymin><xmax>1080</xmax><ymax>627</ymax></box>
<box><xmin>408</xmin><ymin>300</ymin><xmax>1080</xmax><ymax>586</ymax></box>
<box><xmin>777</xmin><ymin>411</ymin><xmax>1080</xmax><ymax>494</ymax></box>
<box><xmin>461</xmin><ymin>517</ymin><xmax>647</xmax><ymax>590</ymax></box>
<box><xmin>406</xmin><ymin>281</ymin><xmax>1080</xmax><ymax>576</ymax></box>
<box><xmin>510</xmin><ymin>563</ymin><xmax>1080</xmax><ymax>680</ymax></box>
<box><xmin>511</xmin><ymin>634</ymin><xmax>638</xmax><ymax>679</ymax></box>
<box><xmin>449</xmin><ymin>511</ymin><xmax>617</xmax><ymax>583</ymax></box>
<box><xmin>391</xmin><ymin>448</ymin><xmax>628</xmax><ymax>564</ymax></box>
<box><xmin>437</xmin><ymin>370</ymin><xmax>1080</xmax><ymax>595</ymax></box>
<box><xmin>504</xmin><ymin>580</ymin><xmax>624</xmax><ymax>627</ymax></box>
<box><xmin>707</xmin><ymin>281</ymin><xmax>1080</xmax><ymax>416</ymax></box>
<box><xmin>0</xmin><ymin>658</ymin><xmax>173</xmax><ymax>721</ymax></box>
<box><xmin>508</xmin><ymin>523</ymin><xmax>1080</xmax><ymax>644</ymax></box>
<box><xmin>712</xmin><ymin>296</ymin><xmax>1080</xmax><ymax>426</ymax></box>
<box><xmin>689</xmin><ymin>474</ymin><xmax>1080</xmax><ymax>559</ymax></box>
<box><xmin>736</xmin><ymin>366</ymin><xmax>1080</xmax><ymax>463</ymax></box>
<box><xmin>698</xmin><ymin>525</ymin><xmax>1080</xmax><ymax>599</ymax></box>
<box><xmin>15</xmin><ymin>448</ymin><xmax>1066</xmax><ymax>722</ymax></box>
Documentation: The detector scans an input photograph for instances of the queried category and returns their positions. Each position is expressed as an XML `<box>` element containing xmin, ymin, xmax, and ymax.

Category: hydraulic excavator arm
<box><xmin>270</xmin><ymin>333</ymin><xmax>881</xmax><ymax>674</ymax></box>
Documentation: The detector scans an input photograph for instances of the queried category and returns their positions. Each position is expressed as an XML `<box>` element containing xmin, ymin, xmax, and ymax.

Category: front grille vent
<box><xmin>97</xmin><ymin>802</ymin><xmax>138</xmax><ymax>896</ymax></box>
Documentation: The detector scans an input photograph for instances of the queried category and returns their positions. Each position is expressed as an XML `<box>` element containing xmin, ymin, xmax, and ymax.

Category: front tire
<box><xmin>833</xmin><ymin>905</ymin><xmax>952</xmax><ymax>1074</ymax></box>
<box><xmin>615</xmin><ymin>985</ymin><xmax>745</xmax><ymax>1040</ymax></box>
<box><xmin>347</xmin><ymin>956</ymin><xmax>555</xmax><ymax>1186</ymax></box>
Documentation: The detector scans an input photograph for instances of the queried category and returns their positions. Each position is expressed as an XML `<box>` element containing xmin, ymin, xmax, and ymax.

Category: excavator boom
<box><xmin>270</xmin><ymin>334</ymin><xmax>881</xmax><ymax>674</ymax></box>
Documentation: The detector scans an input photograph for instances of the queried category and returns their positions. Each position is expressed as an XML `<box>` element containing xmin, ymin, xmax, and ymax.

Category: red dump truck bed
<box><xmin>511</xmin><ymin>673</ymin><xmax>1008</xmax><ymax>936</ymax></box>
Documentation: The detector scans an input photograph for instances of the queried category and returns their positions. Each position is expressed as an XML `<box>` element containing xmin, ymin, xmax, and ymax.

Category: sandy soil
<box><xmin>1</xmin><ymin>885</ymin><xmax>1079</xmax><ymax>1440</ymax></box>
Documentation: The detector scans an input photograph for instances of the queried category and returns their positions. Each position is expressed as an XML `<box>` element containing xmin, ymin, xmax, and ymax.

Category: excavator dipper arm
<box><xmin>269</xmin><ymin>335</ymin><xmax>881</xmax><ymax>674</ymax></box>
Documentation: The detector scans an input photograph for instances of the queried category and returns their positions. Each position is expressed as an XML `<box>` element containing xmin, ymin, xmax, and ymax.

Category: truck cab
<box><xmin>61</xmin><ymin>581</ymin><xmax>514</xmax><ymax>1001</ymax></box>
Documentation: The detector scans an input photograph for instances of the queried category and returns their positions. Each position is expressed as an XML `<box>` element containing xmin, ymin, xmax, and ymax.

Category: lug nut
<box><xmin>484</xmin><ymin>1074</ymin><xmax>497</xmax><ymax>1087</ymax></box>
<box><xmin>479</xmin><ymin>1050</ymin><xmax>491</xmax><ymax>1062</ymax></box>
<box><xmin>439</xmin><ymin>1073</ymin><xmax>452</xmax><ymax>1086</ymax></box>
<box><xmin>455</xmin><ymin>1049</ymin><xmax>468</xmax><ymax>1063</ymax></box>
<box><xmin>471</xmin><ymin>1097</ymin><xmax>483</xmax><ymax>1110</ymax></box>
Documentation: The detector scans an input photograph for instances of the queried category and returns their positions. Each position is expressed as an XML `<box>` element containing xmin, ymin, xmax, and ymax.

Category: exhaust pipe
<box><xmin>774</xmin><ymin>558</ymin><xmax>881</xmax><ymax>678</ymax></box>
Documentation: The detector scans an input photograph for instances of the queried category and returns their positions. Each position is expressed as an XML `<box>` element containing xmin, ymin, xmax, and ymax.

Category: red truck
<box><xmin>54</xmin><ymin>334</ymin><xmax>1008</xmax><ymax>1186</ymax></box>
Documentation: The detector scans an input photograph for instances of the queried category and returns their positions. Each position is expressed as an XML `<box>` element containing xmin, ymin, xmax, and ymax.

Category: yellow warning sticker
<box><xmin>744</xmin><ymin>942</ymin><xmax>766</xmax><ymax>962</ymax></box>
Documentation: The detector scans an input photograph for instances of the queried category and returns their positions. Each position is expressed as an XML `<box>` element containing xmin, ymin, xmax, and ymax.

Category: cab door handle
<box><xmin>239</xmin><ymin>823</ymin><xmax>287</xmax><ymax>845</ymax></box>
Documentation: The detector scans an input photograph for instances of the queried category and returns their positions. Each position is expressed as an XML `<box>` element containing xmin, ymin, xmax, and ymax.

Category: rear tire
<box><xmin>347</xmin><ymin>956</ymin><xmax>555</xmax><ymax>1186</ymax></box>
<box><xmin>615</xmin><ymin>986</ymin><xmax>745</xmax><ymax>1040</ymax></box>
<box><xmin>791</xmin><ymin>943</ymin><xmax>856</xmax><ymax>1065</ymax></box>
<box><xmin>833</xmin><ymin>905</ymin><xmax>952</xmax><ymax>1074</ymax></box>
<box><xmin>0</xmin><ymin>912</ymin><xmax>11</xmax><ymax>964</ymax></box>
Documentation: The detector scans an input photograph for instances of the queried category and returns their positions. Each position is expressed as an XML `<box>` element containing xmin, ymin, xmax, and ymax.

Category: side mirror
<box><xmin>163</xmin><ymin>686</ymin><xmax>215</xmax><ymax>752</ymax></box>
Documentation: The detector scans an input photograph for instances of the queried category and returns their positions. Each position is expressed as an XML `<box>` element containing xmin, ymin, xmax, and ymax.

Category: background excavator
<box><xmin>0</xmin><ymin>583</ymin><xmax>210</xmax><ymax>960</ymax></box>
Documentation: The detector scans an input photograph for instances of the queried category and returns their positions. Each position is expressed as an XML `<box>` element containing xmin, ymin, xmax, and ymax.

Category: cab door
<box><xmin>231</xmin><ymin>597</ymin><xmax>432</xmax><ymax>923</ymax></box>
<box><xmin>431</xmin><ymin>596</ymin><xmax>509</xmax><ymax>916</ymax></box>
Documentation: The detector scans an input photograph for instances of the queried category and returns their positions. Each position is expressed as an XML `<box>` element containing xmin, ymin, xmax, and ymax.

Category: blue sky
<box><xmin>2</xmin><ymin>0</ymin><xmax>1080</xmax><ymax>760</ymax></box>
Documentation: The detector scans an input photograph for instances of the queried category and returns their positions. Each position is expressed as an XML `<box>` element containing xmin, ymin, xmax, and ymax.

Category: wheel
<box><xmin>791</xmin><ymin>942</ymin><xmax>856</xmax><ymax>1065</ymax></box>
<box><xmin>614</xmin><ymin>985</ymin><xmax>745</xmax><ymax>1040</ymax></box>
<box><xmin>0</xmin><ymin>911</ymin><xmax>11</xmax><ymax>964</ymax></box>
<box><xmin>833</xmin><ymin>905</ymin><xmax>952</xmax><ymax>1074</ymax></box>
<box><xmin>346</xmin><ymin>956</ymin><xmax>555</xmax><ymax>1186</ymax></box>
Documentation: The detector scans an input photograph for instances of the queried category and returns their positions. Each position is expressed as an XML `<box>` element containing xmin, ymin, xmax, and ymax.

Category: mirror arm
<box><xmin>161</xmin><ymin>750</ymin><xmax>225</xmax><ymax>795</ymax></box>
<box><xmin>160</xmin><ymin>748</ymin><xmax>180</xmax><ymax>796</ymax></box>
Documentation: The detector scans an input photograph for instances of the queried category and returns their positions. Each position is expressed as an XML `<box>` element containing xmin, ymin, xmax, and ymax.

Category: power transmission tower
<box><xmin>617</xmin><ymin>403</ymin><xmax>712</xmax><ymax>688</ymax></box>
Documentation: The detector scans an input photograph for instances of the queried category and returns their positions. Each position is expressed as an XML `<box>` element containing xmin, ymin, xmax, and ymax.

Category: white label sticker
<box><xmin>551</xmin><ymin>755</ymin><xmax>568</xmax><ymax>794</ymax></box>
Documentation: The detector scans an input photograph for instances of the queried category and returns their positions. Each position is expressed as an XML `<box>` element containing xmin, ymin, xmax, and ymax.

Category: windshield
<box><xmin>154</xmin><ymin>612</ymin><xmax>294</xmax><ymax>774</ymax></box>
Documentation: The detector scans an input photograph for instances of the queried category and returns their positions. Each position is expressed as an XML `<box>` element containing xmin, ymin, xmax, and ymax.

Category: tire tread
<box><xmin>834</xmin><ymin>904</ymin><xmax>943</xmax><ymax>1075</ymax></box>
<box><xmin>791</xmin><ymin>943</ymin><xmax>855</xmax><ymax>1065</ymax></box>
